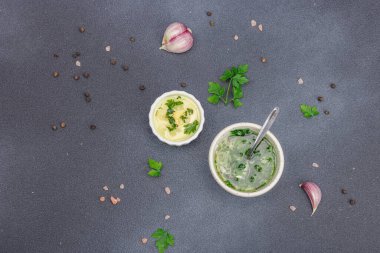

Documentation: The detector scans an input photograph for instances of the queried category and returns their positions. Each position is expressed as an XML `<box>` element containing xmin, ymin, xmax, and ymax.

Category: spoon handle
<box><xmin>248</xmin><ymin>107</ymin><xmax>279</xmax><ymax>159</ymax></box>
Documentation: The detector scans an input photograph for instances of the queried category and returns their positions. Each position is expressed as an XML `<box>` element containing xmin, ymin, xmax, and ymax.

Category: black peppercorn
<box><xmin>82</xmin><ymin>72</ymin><xmax>90</xmax><ymax>79</ymax></box>
<box><xmin>51</xmin><ymin>124</ymin><xmax>58</xmax><ymax>131</ymax></box>
<box><xmin>341</xmin><ymin>188</ymin><xmax>348</xmax><ymax>194</ymax></box>
<box><xmin>180</xmin><ymin>82</ymin><xmax>187</xmax><ymax>88</ymax></box>
<box><xmin>85</xmin><ymin>96</ymin><xmax>92</xmax><ymax>103</ymax></box>
<box><xmin>53</xmin><ymin>53</ymin><xmax>59</xmax><ymax>58</ymax></box>
<box><xmin>122</xmin><ymin>64</ymin><xmax>129</xmax><ymax>71</ymax></box>
<box><xmin>324</xmin><ymin>110</ymin><xmax>330</xmax><ymax>115</ymax></box>
<box><xmin>349</xmin><ymin>199</ymin><xmax>356</xmax><ymax>205</ymax></box>
<box><xmin>330</xmin><ymin>83</ymin><xmax>336</xmax><ymax>89</ymax></box>
<box><xmin>206</xmin><ymin>11</ymin><xmax>212</xmax><ymax>16</ymax></box>
<box><xmin>317</xmin><ymin>96</ymin><xmax>324</xmax><ymax>102</ymax></box>
<box><xmin>129</xmin><ymin>36</ymin><xmax>136</xmax><ymax>42</ymax></box>
<box><xmin>139</xmin><ymin>85</ymin><xmax>146</xmax><ymax>91</ymax></box>
<box><xmin>83</xmin><ymin>91</ymin><xmax>91</xmax><ymax>98</ymax></box>
<box><xmin>90</xmin><ymin>124</ymin><xmax>96</xmax><ymax>130</ymax></box>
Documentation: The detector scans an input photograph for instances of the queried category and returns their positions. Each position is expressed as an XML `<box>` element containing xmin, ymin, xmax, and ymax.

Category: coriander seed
<box><xmin>79</xmin><ymin>26</ymin><xmax>85</xmax><ymax>33</ymax></box>
<box><xmin>110</xmin><ymin>58</ymin><xmax>117</xmax><ymax>65</ymax></box>
<box><xmin>260</xmin><ymin>57</ymin><xmax>267</xmax><ymax>63</ymax></box>
<box><xmin>60</xmin><ymin>122</ymin><xmax>66</xmax><ymax>128</ymax></box>
<box><xmin>52</xmin><ymin>71</ymin><xmax>60</xmax><ymax>78</ymax></box>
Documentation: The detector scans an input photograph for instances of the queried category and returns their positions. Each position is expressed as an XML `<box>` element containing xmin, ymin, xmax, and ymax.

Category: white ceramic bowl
<box><xmin>209</xmin><ymin>122</ymin><xmax>284</xmax><ymax>197</ymax></box>
<box><xmin>149</xmin><ymin>90</ymin><xmax>205</xmax><ymax>146</ymax></box>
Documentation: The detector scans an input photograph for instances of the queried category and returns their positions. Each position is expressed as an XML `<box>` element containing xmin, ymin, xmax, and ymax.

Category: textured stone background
<box><xmin>0</xmin><ymin>0</ymin><xmax>379</xmax><ymax>252</ymax></box>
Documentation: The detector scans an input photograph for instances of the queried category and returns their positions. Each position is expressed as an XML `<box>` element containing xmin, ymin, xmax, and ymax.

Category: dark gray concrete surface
<box><xmin>0</xmin><ymin>0</ymin><xmax>379</xmax><ymax>252</ymax></box>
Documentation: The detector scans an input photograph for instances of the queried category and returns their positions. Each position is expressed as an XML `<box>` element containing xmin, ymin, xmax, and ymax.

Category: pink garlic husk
<box><xmin>299</xmin><ymin>181</ymin><xmax>322</xmax><ymax>216</ymax></box>
<box><xmin>160</xmin><ymin>22</ymin><xmax>193</xmax><ymax>53</ymax></box>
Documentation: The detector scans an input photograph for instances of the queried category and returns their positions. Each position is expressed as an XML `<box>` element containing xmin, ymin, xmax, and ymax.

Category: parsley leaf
<box><xmin>147</xmin><ymin>158</ymin><xmax>163</xmax><ymax>177</ymax></box>
<box><xmin>230</xmin><ymin>128</ymin><xmax>254</xmax><ymax>136</ymax></box>
<box><xmin>300</xmin><ymin>104</ymin><xmax>319</xmax><ymax>118</ymax></box>
<box><xmin>165</xmin><ymin>99</ymin><xmax>183</xmax><ymax>131</ymax></box>
<box><xmin>184</xmin><ymin>120</ymin><xmax>199</xmax><ymax>134</ymax></box>
<box><xmin>208</xmin><ymin>64</ymin><xmax>250</xmax><ymax>108</ymax></box>
<box><xmin>151</xmin><ymin>228</ymin><xmax>175</xmax><ymax>253</ymax></box>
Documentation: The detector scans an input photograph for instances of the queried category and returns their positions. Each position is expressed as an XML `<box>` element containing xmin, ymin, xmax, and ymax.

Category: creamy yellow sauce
<box><xmin>153</xmin><ymin>95</ymin><xmax>201</xmax><ymax>142</ymax></box>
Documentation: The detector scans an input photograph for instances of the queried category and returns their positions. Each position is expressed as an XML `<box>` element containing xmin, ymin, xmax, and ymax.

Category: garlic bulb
<box><xmin>160</xmin><ymin>22</ymin><xmax>193</xmax><ymax>53</ymax></box>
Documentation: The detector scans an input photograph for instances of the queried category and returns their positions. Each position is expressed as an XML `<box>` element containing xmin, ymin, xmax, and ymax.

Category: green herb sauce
<box><xmin>215</xmin><ymin>128</ymin><xmax>276</xmax><ymax>192</ymax></box>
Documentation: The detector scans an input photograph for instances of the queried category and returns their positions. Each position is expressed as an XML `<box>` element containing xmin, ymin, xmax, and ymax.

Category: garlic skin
<box><xmin>160</xmin><ymin>22</ymin><xmax>193</xmax><ymax>53</ymax></box>
<box><xmin>299</xmin><ymin>181</ymin><xmax>322</xmax><ymax>216</ymax></box>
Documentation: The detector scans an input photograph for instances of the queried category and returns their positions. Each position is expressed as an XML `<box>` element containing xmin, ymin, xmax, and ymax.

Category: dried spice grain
<box><xmin>73</xmin><ymin>75</ymin><xmax>80</xmax><ymax>80</ymax></box>
<box><xmin>60</xmin><ymin>122</ymin><xmax>66</xmax><ymax>128</ymax></box>
<box><xmin>180</xmin><ymin>82</ymin><xmax>187</xmax><ymax>88</ymax></box>
<box><xmin>53</xmin><ymin>53</ymin><xmax>59</xmax><ymax>58</ymax></box>
<box><xmin>85</xmin><ymin>96</ymin><xmax>92</xmax><ymax>103</ymax></box>
<box><xmin>83</xmin><ymin>91</ymin><xmax>91</xmax><ymax>97</ymax></box>
<box><xmin>251</xmin><ymin>20</ymin><xmax>257</xmax><ymax>27</ymax></box>
<box><xmin>317</xmin><ymin>96</ymin><xmax>324</xmax><ymax>102</ymax></box>
<box><xmin>79</xmin><ymin>26</ymin><xmax>85</xmax><ymax>33</ymax></box>
<box><xmin>129</xmin><ymin>36</ymin><xmax>136</xmax><ymax>42</ymax></box>
<box><xmin>233</xmin><ymin>35</ymin><xmax>239</xmax><ymax>41</ymax></box>
<box><xmin>90</xmin><ymin>124</ymin><xmax>96</xmax><ymax>130</ymax></box>
<box><xmin>103</xmin><ymin>186</ymin><xmax>109</xmax><ymax>191</ymax></box>
<box><xmin>82</xmin><ymin>72</ymin><xmax>90</xmax><ymax>79</ymax></box>
<box><xmin>349</xmin><ymin>199</ymin><xmax>356</xmax><ymax>206</ymax></box>
<box><xmin>120</xmin><ymin>184</ymin><xmax>125</xmax><ymax>189</ymax></box>
<box><xmin>164</xmin><ymin>186</ymin><xmax>171</xmax><ymax>195</ymax></box>
<box><xmin>141</xmin><ymin>238</ymin><xmax>148</xmax><ymax>244</ymax></box>
<box><xmin>52</xmin><ymin>71</ymin><xmax>60</xmax><ymax>78</ymax></box>
<box><xmin>110</xmin><ymin>58</ymin><xmax>117</xmax><ymax>65</ymax></box>
<box><xmin>99</xmin><ymin>196</ymin><xmax>105</xmax><ymax>202</ymax></box>
<box><xmin>110</xmin><ymin>196</ymin><xmax>118</xmax><ymax>205</ymax></box>
<box><xmin>289</xmin><ymin>205</ymin><xmax>296</xmax><ymax>212</ymax></box>
<box><xmin>105</xmin><ymin>45</ymin><xmax>111</xmax><ymax>52</ymax></box>
<box><xmin>139</xmin><ymin>85</ymin><xmax>146</xmax><ymax>91</ymax></box>
<box><xmin>260</xmin><ymin>57</ymin><xmax>267</xmax><ymax>63</ymax></box>
<box><xmin>330</xmin><ymin>83</ymin><xmax>336</xmax><ymax>89</ymax></box>
<box><xmin>206</xmin><ymin>11</ymin><xmax>212</xmax><ymax>16</ymax></box>
<box><xmin>122</xmin><ymin>64</ymin><xmax>129</xmax><ymax>71</ymax></box>
<box><xmin>297</xmin><ymin>78</ymin><xmax>304</xmax><ymax>85</ymax></box>
<box><xmin>324</xmin><ymin>110</ymin><xmax>330</xmax><ymax>115</ymax></box>
<box><xmin>165</xmin><ymin>215</ymin><xmax>171</xmax><ymax>220</ymax></box>
<box><xmin>341</xmin><ymin>188</ymin><xmax>348</xmax><ymax>194</ymax></box>
<box><xmin>258</xmin><ymin>24</ymin><xmax>263</xmax><ymax>32</ymax></box>
<box><xmin>51</xmin><ymin>124</ymin><xmax>58</xmax><ymax>131</ymax></box>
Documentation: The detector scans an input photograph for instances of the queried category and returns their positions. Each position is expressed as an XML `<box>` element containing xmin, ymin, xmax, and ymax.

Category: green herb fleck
<box><xmin>151</xmin><ymin>228</ymin><xmax>175</xmax><ymax>253</ymax></box>
<box><xmin>165</xmin><ymin>99</ymin><xmax>183</xmax><ymax>131</ymax></box>
<box><xmin>249</xmin><ymin>176</ymin><xmax>255</xmax><ymax>182</ymax></box>
<box><xmin>300</xmin><ymin>104</ymin><xmax>319</xmax><ymax>118</ymax></box>
<box><xmin>238</xmin><ymin>163</ymin><xmax>246</xmax><ymax>169</ymax></box>
<box><xmin>254</xmin><ymin>164</ymin><xmax>263</xmax><ymax>172</ymax></box>
<box><xmin>230</xmin><ymin>128</ymin><xmax>254</xmax><ymax>137</ymax></box>
<box><xmin>147</xmin><ymin>158</ymin><xmax>163</xmax><ymax>177</ymax></box>
<box><xmin>224</xmin><ymin>180</ymin><xmax>234</xmax><ymax>188</ymax></box>
<box><xmin>180</xmin><ymin>108</ymin><xmax>194</xmax><ymax>123</ymax></box>
<box><xmin>207</xmin><ymin>64</ymin><xmax>250</xmax><ymax>108</ymax></box>
<box><xmin>184</xmin><ymin>120</ymin><xmax>199</xmax><ymax>134</ymax></box>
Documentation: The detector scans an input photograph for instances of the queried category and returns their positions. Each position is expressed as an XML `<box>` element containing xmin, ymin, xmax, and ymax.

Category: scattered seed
<box><xmin>349</xmin><ymin>199</ymin><xmax>356</xmax><ymax>206</ymax></box>
<box><xmin>324</xmin><ymin>110</ymin><xmax>330</xmax><ymax>115</ymax></box>
<box><xmin>129</xmin><ymin>36</ymin><xmax>136</xmax><ymax>42</ymax></box>
<box><xmin>165</xmin><ymin>215</ymin><xmax>171</xmax><ymax>220</ymax></box>
<box><xmin>116</xmin><ymin>197</ymin><xmax>121</xmax><ymax>203</ymax></box>
<box><xmin>79</xmin><ymin>26</ymin><xmax>85</xmax><ymax>33</ymax></box>
<box><xmin>312</xmin><ymin>162</ymin><xmax>319</xmax><ymax>168</ymax></box>
<box><xmin>251</xmin><ymin>20</ymin><xmax>257</xmax><ymax>27</ymax></box>
<box><xmin>206</xmin><ymin>11</ymin><xmax>212</xmax><ymax>16</ymax></box>
<box><xmin>289</xmin><ymin>205</ymin><xmax>296</xmax><ymax>212</ymax></box>
<box><xmin>317</xmin><ymin>96</ymin><xmax>324</xmax><ymax>102</ymax></box>
<box><xmin>164</xmin><ymin>187</ymin><xmax>171</xmax><ymax>195</ymax></box>
<box><xmin>53</xmin><ymin>53</ymin><xmax>59</xmax><ymax>58</ymax></box>
<box><xmin>85</xmin><ymin>96</ymin><xmax>92</xmax><ymax>103</ymax></box>
<box><xmin>73</xmin><ymin>75</ymin><xmax>80</xmax><ymax>80</ymax></box>
<box><xmin>341</xmin><ymin>188</ymin><xmax>348</xmax><ymax>194</ymax></box>
<box><xmin>99</xmin><ymin>196</ymin><xmax>105</xmax><ymax>202</ymax></box>
<box><xmin>75</xmin><ymin>60</ymin><xmax>81</xmax><ymax>67</ymax></box>
<box><xmin>105</xmin><ymin>45</ymin><xmax>111</xmax><ymax>52</ymax></box>
<box><xmin>83</xmin><ymin>91</ymin><xmax>91</xmax><ymax>97</ymax></box>
<box><xmin>51</xmin><ymin>124</ymin><xmax>58</xmax><ymax>131</ymax></box>
<box><xmin>330</xmin><ymin>83</ymin><xmax>336</xmax><ymax>89</ymax></box>
<box><xmin>122</xmin><ymin>64</ymin><xmax>129</xmax><ymax>71</ymax></box>
<box><xmin>110</xmin><ymin>58</ymin><xmax>117</xmax><ymax>65</ymax></box>
<box><xmin>139</xmin><ymin>85</ymin><xmax>146</xmax><ymax>91</ymax></box>
<box><xmin>52</xmin><ymin>71</ymin><xmax>60</xmax><ymax>78</ymax></box>
<box><xmin>90</xmin><ymin>124</ymin><xmax>96</xmax><ymax>130</ymax></box>
<box><xmin>260</xmin><ymin>57</ymin><xmax>267</xmax><ymax>63</ymax></box>
<box><xmin>110</xmin><ymin>196</ymin><xmax>118</xmax><ymax>205</ymax></box>
<box><xmin>141</xmin><ymin>238</ymin><xmax>148</xmax><ymax>244</ymax></box>
<box><xmin>82</xmin><ymin>72</ymin><xmax>90</xmax><ymax>79</ymax></box>
<box><xmin>233</xmin><ymin>35</ymin><xmax>239</xmax><ymax>41</ymax></box>
<box><xmin>103</xmin><ymin>186</ymin><xmax>109</xmax><ymax>191</ymax></box>
<box><xmin>120</xmin><ymin>184</ymin><xmax>125</xmax><ymax>189</ymax></box>
<box><xmin>180</xmin><ymin>82</ymin><xmax>187</xmax><ymax>88</ymax></box>
<box><xmin>72</xmin><ymin>52</ymin><xmax>80</xmax><ymax>58</ymax></box>
<box><xmin>258</xmin><ymin>24</ymin><xmax>263</xmax><ymax>32</ymax></box>
<box><xmin>209</xmin><ymin>20</ymin><xmax>215</xmax><ymax>27</ymax></box>
<box><xmin>60</xmin><ymin>122</ymin><xmax>66</xmax><ymax>128</ymax></box>
<box><xmin>297</xmin><ymin>78</ymin><xmax>304</xmax><ymax>85</ymax></box>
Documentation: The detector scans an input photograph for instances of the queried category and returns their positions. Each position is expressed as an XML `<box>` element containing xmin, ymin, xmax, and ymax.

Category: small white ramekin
<box><xmin>149</xmin><ymin>90</ymin><xmax>205</xmax><ymax>146</ymax></box>
<box><xmin>208</xmin><ymin>122</ymin><xmax>284</xmax><ymax>197</ymax></box>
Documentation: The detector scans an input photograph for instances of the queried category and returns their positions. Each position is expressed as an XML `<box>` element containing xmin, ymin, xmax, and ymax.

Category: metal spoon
<box><xmin>247</xmin><ymin>107</ymin><xmax>279</xmax><ymax>159</ymax></box>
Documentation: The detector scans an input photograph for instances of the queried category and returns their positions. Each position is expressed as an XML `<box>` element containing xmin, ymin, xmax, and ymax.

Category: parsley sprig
<box><xmin>165</xmin><ymin>99</ymin><xmax>183</xmax><ymax>131</ymax></box>
<box><xmin>184</xmin><ymin>120</ymin><xmax>199</xmax><ymax>134</ymax></box>
<box><xmin>151</xmin><ymin>228</ymin><xmax>175</xmax><ymax>253</ymax></box>
<box><xmin>300</xmin><ymin>104</ymin><xmax>319</xmax><ymax>118</ymax></box>
<box><xmin>147</xmin><ymin>158</ymin><xmax>163</xmax><ymax>177</ymax></box>
<box><xmin>208</xmin><ymin>64</ymin><xmax>249</xmax><ymax>108</ymax></box>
